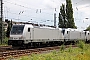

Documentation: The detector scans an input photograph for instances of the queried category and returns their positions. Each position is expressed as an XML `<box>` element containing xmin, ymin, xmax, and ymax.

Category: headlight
<box><xmin>19</xmin><ymin>36</ymin><xmax>24</xmax><ymax>40</ymax></box>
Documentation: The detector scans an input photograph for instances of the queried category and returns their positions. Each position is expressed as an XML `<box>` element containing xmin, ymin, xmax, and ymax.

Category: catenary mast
<box><xmin>0</xmin><ymin>0</ymin><xmax>3</xmax><ymax>44</ymax></box>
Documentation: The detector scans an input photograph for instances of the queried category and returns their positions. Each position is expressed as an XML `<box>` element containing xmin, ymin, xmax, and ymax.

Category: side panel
<box><xmin>30</xmin><ymin>28</ymin><xmax>34</xmax><ymax>40</ymax></box>
<box><xmin>23</xmin><ymin>25</ymin><xmax>31</xmax><ymax>40</ymax></box>
<box><xmin>89</xmin><ymin>32</ymin><xmax>90</xmax><ymax>40</ymax></box>
<box><xmin>32</xmin><ymin>28</ymin><xmax>63</xmax><ymax>42</ymax></box>
<box><xmin>80</xmin><ymin>31</ymin><xmax>86</xmax><ymax>40</ymax></box>
<box><xmin>87</xmin><ymin>32</ymin><xmax>90</xmax><ymax>40</ymax></box>
<box><xmin>64</xmin><ymin>31</ymin><xmax>69</xmax><ymax>40</ymax></box>
<box><xmin>64</xmin><ymin>30</ymin><xmax>81</xmax><ymax>41</ymax></box>
<box><xmin>70</xmin><ymin>31</ymin><xmax>80</xmax><ymax>40</ymax></box>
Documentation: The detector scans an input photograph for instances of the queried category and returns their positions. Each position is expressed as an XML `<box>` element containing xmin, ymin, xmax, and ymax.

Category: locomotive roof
<box><xmin>12</xmin><ymin>24</ymin><xmax>58</xmax><ymax>30</ymax></box>
<box><xmin>62</xmin><ymin>28</ymin><xmax>82</xmax><ymax>31</ymax></box>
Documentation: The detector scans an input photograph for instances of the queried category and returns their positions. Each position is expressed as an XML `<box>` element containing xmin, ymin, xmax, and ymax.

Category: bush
<box><xmin>77</xmin><ymin>40</ymin><xmax>85</xmax><ymax>50</ymax></box>
<box><xmin>0</xmin><ymin>37</ymin><xmax>8</xmax><ymax>46</ymax></box>
<box><xmin>17</xmin><ymin>44</ymin><xmax>90</xmax><ymax>60</ymax></box>
<box><xmin>60</xmin><ymin>44</ymin><xmax>65</xmax><ymax>52</ymax></box>
<box><xmin>3</xmin><ymin>37</ymin><xmax>9</xmax><ymax>44</ymax></box>
<box><xmin>52</xmin><ymin>50</ymin><xmax>57</xmax><ymax>54</ymax></box>
<box><xmin>68</xmin><ymin>45</ymin><xmax>72</xmax><ymax>52</ymax></box>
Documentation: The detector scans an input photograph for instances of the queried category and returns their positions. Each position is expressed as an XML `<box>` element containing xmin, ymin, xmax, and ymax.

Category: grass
<box><xmin>6</xmin><ymin>41</ymin><xmax>90</xmax><ymax>60</ymax></box>
<box><xmin>0</xmin><ymin>37</ymin><xmax>8</xmax><ymax>46</ymax></box>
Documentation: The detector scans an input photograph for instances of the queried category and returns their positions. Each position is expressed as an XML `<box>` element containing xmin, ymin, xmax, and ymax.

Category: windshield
<box><xmin>11</xmin><ymin>25</ymin><xmax>25</xmax><ymax>35</ymax></box>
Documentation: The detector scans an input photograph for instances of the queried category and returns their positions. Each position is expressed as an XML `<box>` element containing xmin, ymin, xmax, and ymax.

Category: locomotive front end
<box><xmin>8</xmin><ymin>25</ymin><xmax>25</xmax><ymax>46</ymax></box>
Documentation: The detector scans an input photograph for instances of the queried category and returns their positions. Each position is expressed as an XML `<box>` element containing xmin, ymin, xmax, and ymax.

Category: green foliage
<box><xmin>8</xmin><ymin>44</ymin><xmax>89</xmax><ymax>60</ymax></box>
<box><xmin>68</xmin><ymin>45</ymin><xmax>72</xmax><ymax>52</ymax></box>
<box><xmin>52</xmin><ymin>50</ymin><xmax>57</xmax><ymax>54</ymax></box>
<box><xmin>17</xmin><ymin>44</ymin><xmax>90</xmax><ymax>60</ymax></box>
<box><xmin>58</xmin><ymin>3</ymin><xmax>65</xmax><ymax>28</ymax></box>
<box><xmin>0</xmin><ymin>18</ymin><xmax>3</xmax><ymax>44</ymax></box>
<box><xmin>3</xmin><ymin>37</ymin><xmax>8</xmax><ymax>44</ymax></box>
<box><xmin>0</xmin><ymin>37</ymin><xmax>8</xmax><ymax>46</ymax></box>
<box><xmin>66</xmin><ymin>0</ymin><xmax>76</xmax><ymax>28</ymax></box>
<box><xmin>77</xmin><ymin>41</ymin><xmax>85</xmax><ymax>50</ymax></box>
<box><xmin>85</xmin><ymin>25</ymin><xmax>90</xmax><ymax>31</ymax></box>
<box><xmin>45</xmin><ymin>56</ymin><xmax>52</xmax><ymax>60</ymax></box>
<box><xmin>58</xmin><ymin>13</ymin><xmax>64</xmax><ymax>28</ymax></box>
<box><xmin>58</xmin><ymin>4</ymin><xmax>67</xmax><ymax>28</ymax></box>
<box><xmin>20</xmin><ymin>56</ymin><xmax>30</xmax><ymax>60</ymax></box>
<box><xmin>11</xmin><ymin>20</ymin><xmax>13</xmax><ymax>28</ymax></box>
<box><xmin>60</xmin><ymin>44</ymin><xmax>65</xmax><ymax>52</ymax></box>
<box><xmin>6</xmin><ymin>21</ymin><xmax>11</xmax><ymax>37</ymax></box>
<box><xmin>58</xmin><ymin>0</ymin><xmax>77</xmax><ymax>28</ymax></box>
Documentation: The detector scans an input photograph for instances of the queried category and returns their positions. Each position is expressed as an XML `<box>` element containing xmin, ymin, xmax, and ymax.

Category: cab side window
<box><xmin>85</xmin><ymin>32</ymin><xmax>86</xmax><ymax>36</ymax></box>
<box><xmin>62</xmin><ymin>30</ymin><xmax>65</xmax><ymax>35</ymax></box>
<box><xmin>67</xmin><ymin>31</ymin><xmax>68</xmax><ymax>34</ymax></box>
<box><xmin>88</xmin><ymin>33</ymin><xmax>89</xmax><ymax>35</ymax></box>
<box><xmin>28</xmin><ymin>28</ymin><xmax>30</xmax><ymax>32</ymax></box>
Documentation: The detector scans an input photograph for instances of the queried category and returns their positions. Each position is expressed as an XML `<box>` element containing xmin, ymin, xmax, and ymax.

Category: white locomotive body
<box><xmin>8</xmin><ymin>24</ymin><xmax>90</xmax><ymax>47</ymax></box>
<box><xmin>86</xmin><ymin>31</ymin><xmax>90</xmax><ymax>41</ymax></box>
<box><xmin>63</xmin><ymin>28</ymin><xmax>87</xmax><ymax>41</ymax></box>
<box><xmin>8</xmin><ymin>24</ymin><xmax>64</xmax><ymax>46</ymax></box>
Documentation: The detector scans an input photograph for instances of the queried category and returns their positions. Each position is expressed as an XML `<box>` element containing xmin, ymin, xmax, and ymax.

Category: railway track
<box><xmin>0</xmin><ymin>45</ymin><xmax>77</xmax><ymax>60</ymax></box>
<box><xmin>0</xmin><ymin>45</ymin><xmax>12</xmax><ymax>52</ymax></box>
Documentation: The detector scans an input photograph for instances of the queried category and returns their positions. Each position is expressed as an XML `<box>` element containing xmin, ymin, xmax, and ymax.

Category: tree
<box><xmin>58</xmin><ymin>0</ymin><xmax>77</xmax><ymax>28</ymax></box>
<box><xmin>58</xmin><ymin>13</ymin><xmax>63</xmax><ymax>28</ymax></box>
<box><xmin>85</xmin><ymin>25</ymin><xmax>90</xmax><ymax>31</ymax></box>
<box><xmin>66</xmin><ymin>0</ymin><xmax>76</xmax><ymax>28</ymax></box>
<box><xmin>6</xmin><ymin>21</ymin><xmax>11</xmax><ymax>37</ymax></box>
<box><xmin>0</xmin><ymin>18</ymin><xmax>3</xmax><ymax>44</ymax></box>
<box><xmin>11</xmin><ymin>20</ymin><xmax>13</xmax><ymax>28</ymax></box>
<box><xmin>58</xmin><ymin>4</ymin><xmax>67</xmax><ymax>28</ymax></box>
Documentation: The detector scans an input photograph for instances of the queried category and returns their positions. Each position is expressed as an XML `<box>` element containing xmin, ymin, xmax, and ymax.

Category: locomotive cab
<box><xmin>8</xmin><ymin>25</ymin><xmax>25</xmax><ymax>46</ymax></box>
<box><xmin>8</xmin><ymin>24</ymin><xmax>33</xmax><ymax>47</ymax></box>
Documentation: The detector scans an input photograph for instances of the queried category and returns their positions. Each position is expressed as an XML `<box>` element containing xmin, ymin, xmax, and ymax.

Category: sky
<box><xmin>3</xmin><ymin>0</ymin><xmax>90</xmax><ymax>30</ymax></box>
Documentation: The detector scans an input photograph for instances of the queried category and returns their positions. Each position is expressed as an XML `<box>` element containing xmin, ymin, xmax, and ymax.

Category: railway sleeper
<box><xmin>10</xmin><ymin>52</ymin><xmax>17</xmax><ymax>55</ymax></box>
<box><xmin>2</xmin><ymin>52</ymin><xmax>9</xmax><ymax>56</ymax></box>
<box><xmin>25</xmin><ymin>50</ymin><xmax>31</xmax><ymax>53</ymax></box>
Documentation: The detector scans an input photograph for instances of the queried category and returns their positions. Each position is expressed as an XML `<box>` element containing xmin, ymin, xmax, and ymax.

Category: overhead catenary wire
<box><xmin>3</xmin><ymin>0</ymin><xmax>61</xmax><ymax>23</ymax></box>
<box><xmin>3</xmin><ymin>3</ymin><xmax>54</xmax><ymax>24</ymax></box>
<box><xmin>4</xmin><ymin>10</ymin><xmax>53</xmax><ymax>21</ymax></box>
<box><xmin>3</xmin><ymin>6</ymin><xmax>54</xmax><ymax>24</ymax></box>
<box><xmin>4</xmin><ymin>17</ymin><xmax>54</xmax><ymax>25</ymax></box>
<box><xmin>4</xmin><ymin>1</ymin><xmax>53</xmax><ymax>15</ymax></box>
<box><xmin>3</xmin><ymin>0</ymin><xmax>90</xmax><ymax>29</ymax></box>
<box><xmin>74</xmin><ymin>0</ymin><xmax>84</xmax><ymax>5</ymax></box>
